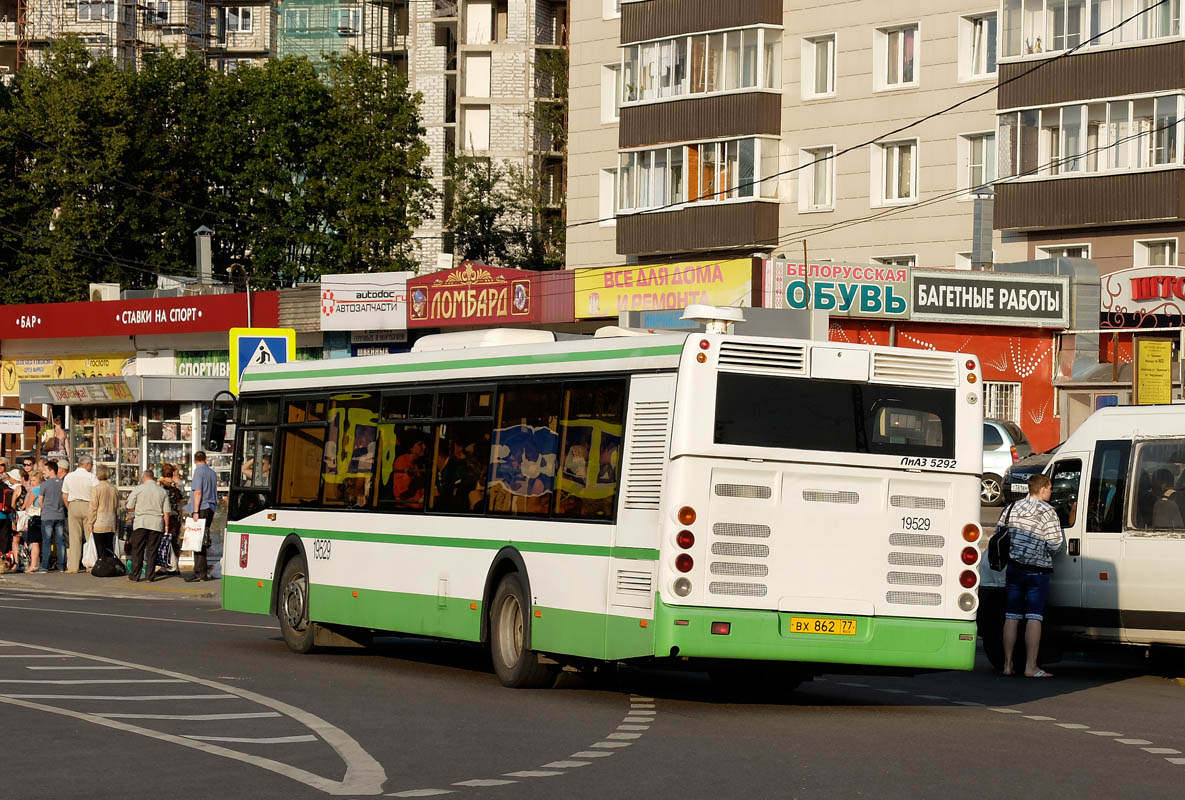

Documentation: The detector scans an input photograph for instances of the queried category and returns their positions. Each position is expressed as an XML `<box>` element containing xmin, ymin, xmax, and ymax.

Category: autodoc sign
<box><xmin>320</xmin><ymin>272</ymin><xmax>412</xmax><ymax>331</ymax></box>
<box><xmin>762</xmin><ymin>260</ymin><xmax>910</xmax><ymax>318</ymax></box>
<box><xmin>912</xmin><ymin>270</ymin><xmax>1070</xmax><ymax>327</ymax></box>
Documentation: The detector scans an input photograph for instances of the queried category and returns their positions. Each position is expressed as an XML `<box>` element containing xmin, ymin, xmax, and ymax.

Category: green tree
<box><xmin>445</xmin><ymin>154</ymin><xmax>516</xmax><ymax>266</ymax></box>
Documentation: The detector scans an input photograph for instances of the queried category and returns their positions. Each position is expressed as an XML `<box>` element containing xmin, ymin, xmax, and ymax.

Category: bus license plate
<box><xmin>789</xmin><ymin>617</ymin><xmax>857</xmax><ymax>636</ymax></box>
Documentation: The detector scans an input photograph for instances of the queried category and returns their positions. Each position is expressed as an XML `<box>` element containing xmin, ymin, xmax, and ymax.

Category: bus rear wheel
<box><xmin>278</xmin><ymin>555</ymin><xmax>316</xmax><ymax>654</ymax></box>
<box><xmin>489</xmin><ymin>573</ymin><xmax>556</xmax><ymax>689</ymax></box>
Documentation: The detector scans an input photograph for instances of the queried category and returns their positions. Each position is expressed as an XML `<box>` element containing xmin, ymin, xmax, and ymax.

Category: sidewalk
<box><xmin>0</xmin><ymin>569</ymin><xmax>222</xmax><ymax>601</ymax></box>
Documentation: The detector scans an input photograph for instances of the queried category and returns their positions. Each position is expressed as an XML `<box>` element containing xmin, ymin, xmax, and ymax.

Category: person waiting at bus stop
<box><xmin>999</xmin><ymin>473</ymin><xmax>1066</xmax><ymax>678</ymax></box>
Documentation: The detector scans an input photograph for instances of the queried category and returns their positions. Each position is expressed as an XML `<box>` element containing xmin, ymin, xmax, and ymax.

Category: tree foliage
<box><xmin>0</xmin><ymin>39</ymin><xmax>435</xmax><ymax>302</ymax></box>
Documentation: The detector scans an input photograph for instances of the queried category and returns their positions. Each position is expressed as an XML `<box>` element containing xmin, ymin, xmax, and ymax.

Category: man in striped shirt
<box><xmin>998</xmin><ymin>473</ymin><xmax>1066</xmax><ymax>678</ymax></box>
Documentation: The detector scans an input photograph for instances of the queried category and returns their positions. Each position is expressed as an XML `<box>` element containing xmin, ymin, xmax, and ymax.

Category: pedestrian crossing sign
<box><xmin>229</xmin><ymin>327</ymin><xmax>296</xmax><ymax>395</ymax></box>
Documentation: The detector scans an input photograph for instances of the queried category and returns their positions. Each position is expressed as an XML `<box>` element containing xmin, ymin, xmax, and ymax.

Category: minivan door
<box><xmin>1080</xmin><ymin>440</ymin><xmax>1131</xmax><ymax>634</ymax></box>
<box><xmin>1046</xmin><ymin>455</ymin><xmax>1084</xmax><ymax>610</ymax></box>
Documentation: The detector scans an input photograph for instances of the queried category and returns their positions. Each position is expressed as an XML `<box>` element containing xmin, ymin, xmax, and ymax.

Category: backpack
<box><xmin>0</xmin><ymin>483</ymin><xmax>12</xmax><ymax>514</ymax></box>
<box><xmin>91</xmin><ymin>555</ymin><xmax>127</xmax><ymax>578</ymax></box>
<box><xmin>987</xmin><ymin>503</ymin><xmax>1015</xmax><ymax>572</ymax></box>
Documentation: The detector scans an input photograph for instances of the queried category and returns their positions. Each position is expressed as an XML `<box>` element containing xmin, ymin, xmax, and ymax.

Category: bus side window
<box><xmin>554</xmin><ymin>380</ymin><xmax>626</xmax><ymax>520</ymax></box>
<box><xmin>487</xmin><ymin>385</ymin><xmax>562</xmax><ymax>518</ymax></box>
<box><xmin>321</xmin><ymin>393</ymin><xmax>380</xmax><ymax>508</ymax></box>
<box><xmin>1086</xmin><ymin>440</ymin><xmax>1130</xmax><ymax>533</ymax></box>
<box><xmin>279</xmin><ymin>427</ymin><xmax>327</xmax><ymax>505</ymax></box>
<box><xmin>1049</xmin><ymin>458</ymin><xmax>1082</xmax><ymax>528</ymax></box>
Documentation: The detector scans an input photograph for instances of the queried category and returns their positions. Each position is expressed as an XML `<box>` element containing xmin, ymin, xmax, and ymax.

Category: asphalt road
<box><xmin>2</xmin><ymin>574</ymin><xmax>1184</xmax><ymax>799</ymax></box>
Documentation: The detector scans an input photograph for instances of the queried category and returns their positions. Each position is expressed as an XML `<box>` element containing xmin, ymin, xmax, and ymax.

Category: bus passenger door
<box><xmin>1047</xmin><ymin>456</ymin><xmax>1084</xmax><ymax>611</ymax></box>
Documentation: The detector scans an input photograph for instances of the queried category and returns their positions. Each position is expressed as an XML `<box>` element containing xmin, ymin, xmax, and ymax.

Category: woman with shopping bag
<box><xmin>85</xmin><ymin>466</ymin><xmax>120</xmax><ymax>562</ymax></box>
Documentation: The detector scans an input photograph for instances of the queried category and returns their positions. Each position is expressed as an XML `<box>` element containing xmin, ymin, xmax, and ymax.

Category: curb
<box><xmin>0</xmin><ymin>572</ymin><xmax>221</xmax><ymax>601</ymax></box>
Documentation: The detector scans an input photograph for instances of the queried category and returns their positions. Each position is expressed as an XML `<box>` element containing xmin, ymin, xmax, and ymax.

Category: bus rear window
<box><xmin>713</xmin><ymin>373</ymin><xmax>955</xmax><ymax>458</ymax></box>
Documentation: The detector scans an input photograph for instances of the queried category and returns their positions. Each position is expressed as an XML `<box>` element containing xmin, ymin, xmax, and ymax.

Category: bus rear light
<box><xmin>673</xmin><ymin>577</ymin><xmax>692</xmax><ymax>596</ymax></box>
<box><xmin>675</xmin><ymin>554</ymin><xmax>694</xmax><ymax>573</ymax></box>
<box><xmin>967</xmin><ymin>373</ymin><xmax>977</xmax><ymax>384</ymax></box>
<box><xmin>699</xmin><ymin>339</ymin><xmax>711</xmax><ymax>350</ymax></box>
<box><xmin>961</xmin><ymin>546</ymin><xmax>979</xmax><ymax>565</ymax></box>
<box><xmin>696</xmin><ymin>353</ymin><xmax>707</xmax><ymax>363</ymax></box>
<box><xmin>677</xmin><ymin>506</ymin><xmax>697</xmax><ymax>526</ymax></box>
<box><xmin>676</xmin><ymin>530</ymin><xmax>695</xmax><ymax>549</ymax></box>
<box><xmin>959</xmin><ymin>570</ymin><xmax>978</xmax><ymax>589</ymax></box>
<box><xmin>962</xmin><ymin>524</ymin><xmax>980</xmax><ymax>542</ymax></box>
<box><xmin>965</xmin><ymin>359</ymin><xmax>975</xmax><ymax>370</ymax></box>
<box><xmin>957</xmin><ymin>592</ymin><xmax>977</xmax><ymax>612</ymax></box>
<box><xmin>710</xmin><ymin>621</ymin><xmax>731</xmax><ymax>635</ymax></box>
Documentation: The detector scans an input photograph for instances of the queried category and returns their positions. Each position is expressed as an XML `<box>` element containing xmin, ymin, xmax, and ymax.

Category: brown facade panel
<box><xmin>619</xmin><ymin>93</ymin><xmax>781</xmax><ymax>148</ymax></box>
<box><xmin>621</xmin><ymin>0</ymin><xmax>781</xmax><ymax>44</ymax></box>
<box><xmin>616</xmin><ymin>202</ymin><xmax>778</xmax><ymax>256</ymax></box>
<box><xmin>998</xmin><ymin>41</ymin><xmax>1185</xmax><ymax>109</ymax></box>
<box><xmin>995</xmin><ymin>170</ymin><xmax>1185</xmax><ymax>231</ymax></box>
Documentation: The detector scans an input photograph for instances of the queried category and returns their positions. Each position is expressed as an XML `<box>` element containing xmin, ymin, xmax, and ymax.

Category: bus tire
<box><xmin>278</xmin><ymin>555</ymin><xmax>316</xmax><ymax>654</ymax></box>
<box><xmin>489</xmin><ymin>573</ymin><xmax>556</xmax><ymax>689</ymax></box>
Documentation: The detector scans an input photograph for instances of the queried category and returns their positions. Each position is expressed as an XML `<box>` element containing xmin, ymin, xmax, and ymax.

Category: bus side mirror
<box><xmin>206</xmin><ymin>391</ymin><xmax>236</xmax><ymax>453</ymax></box>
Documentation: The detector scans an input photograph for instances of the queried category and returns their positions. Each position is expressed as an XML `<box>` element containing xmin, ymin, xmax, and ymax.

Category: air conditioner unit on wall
<box><xmin>89</xmin><ymin>282</ymin><xmax>121</xmax><ymax>302</ymax></box>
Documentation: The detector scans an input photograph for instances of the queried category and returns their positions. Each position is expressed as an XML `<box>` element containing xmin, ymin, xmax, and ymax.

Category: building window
<box><xmin>1136</xmin><ymin>238</ymin><xmax>1178</xmax><ymax>266</ymax></box>
<box><xmin>998</xmin><ymin>94</ymin><xmax>1183</xmax><ymax>179</ymax></box>
<box><xmin>984</xmin><ymin>382</ymin><xmax>1022</xmax><ymax>424</ymax></box>
<box><xmin>960</xmin><ymin>13</ymin><xmax>997</xmax><ymax>79</ymax></box>
<box><xmin>1038</xmin><ymin>244</ymin><xmax>1090</xmax><ymax>258</ymax></box>
<box><xmin>875</xmin><ymin>140</ymin><xmax>918</xmax><ymax>203</ymax></box>
<box><xmin>801</xmin><ymin>34</ymin><xmax>835</xmax><ymax>98</ymax></box>
<box><xmin>78</xmin><ymin>0</ymin><xmax>115</xmax><ymax>21</ymax></box>
<box><xmin>874</xmin><ymin>255</ymin><xmax>917</xmax><ymax>267</ymax></box>
<box><xmin>876</xmin><ymin>23</ymin><xmax>918</xmax><ymax>89</ymax></box>
<box><xmin>1001</xmin><ymin>0</ymin><xmax>1181</xmax><ymax>58</ymax></box>
<box><xmin>621</xmin><ymin>27</ymin><xmax>780</xmax><ymax>106</ymax></box>
<box><xmin>601</xmin><ymin>64</ymin><xmax>621</xmax><ymax>123</ymax></box>
<box><xmin>799</xmin><ymin>146</ymin><xmax>834</xmax><ymax>212</ymax></box>
<box><xmin>599</xmin><ymin>167</ymin><xmax>618</xmax><ymax>225</ymax></box>
<box><xmin>145</xmin><ymin>0</ymin><xmax>169</xmax><ymax>24</ymax></box>
<box><xmin>960</xmin><ymin>132</ymin><xmax>996</xmax><ymax>193</ymax></box>
<box><xmin>617</xmin><ymin>137</ymin><xmax>778</xmax><ymax>213</ymax></box>
<box><xmin>226</xmin><ymin>6</ymin><xmax>253</xmax><ymax>32</ymax></box>
<box><xmin>334</xmin><ymin>7</ymin><xmax>361</xmax><ymax>34</ymax></box>
<box><xmin>285</xmin><ymin>7</ymin><xmax>310</xmax><ymax>32</ymax></box>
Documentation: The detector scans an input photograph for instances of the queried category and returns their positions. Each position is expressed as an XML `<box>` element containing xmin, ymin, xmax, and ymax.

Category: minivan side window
<box><xmin>1130</xmin><ymin>439</ymin><xmax>1185</xmax><ymax>530</ymax></box>
<box><xmin>1048</xmin><ymin>458</ymin><xmax>1082</xmax><ymax>528</ymax></box>
<box><xmin>1086</xmin><ymin>440</ymin><xmax>1130</xmax><ymax>533</ymax></box>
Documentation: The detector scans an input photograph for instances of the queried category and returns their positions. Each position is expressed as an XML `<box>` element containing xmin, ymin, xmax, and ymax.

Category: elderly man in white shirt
<box><xmin>61</xmin><ymin>456</ymin><xmax>99</xmax><ymax>572</ymax></box>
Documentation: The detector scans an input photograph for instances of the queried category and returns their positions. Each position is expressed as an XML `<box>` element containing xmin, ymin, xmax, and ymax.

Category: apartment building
<box><xmin>568</xmin><ymin>0</ymin><xmax>1004</xmax><ymax>270</ymax></box>
<box><xmin>993</xmin><ymin>0</ymin><xmax>1185</xmax><ymax>274</ymax></box>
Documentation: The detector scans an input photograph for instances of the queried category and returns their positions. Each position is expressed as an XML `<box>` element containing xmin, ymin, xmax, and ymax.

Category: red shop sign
<box><xmin>2</xmin><ymin>292</ymin><xmax>279</xmax><ymax>340</ymax></box>
<box><xmin>407</xmin><ymin>263</ymin><xmax>538</xmax><ymax>328</ymax></box>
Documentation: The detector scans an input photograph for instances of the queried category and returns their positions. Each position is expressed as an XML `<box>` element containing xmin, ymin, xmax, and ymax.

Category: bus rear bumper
<box><xmin>654</xmin><ymin>596</ymin><xmax>977</xmax><ymax>671</ymax></box>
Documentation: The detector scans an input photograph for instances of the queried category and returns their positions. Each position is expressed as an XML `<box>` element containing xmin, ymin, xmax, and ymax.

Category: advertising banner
<box><xmin>1101</xmin><ymin>266</ymin><xmax>1185</xmax><ymax>328</ymax></box>
<box><xmin>1</xmin><ymin>353</ymin><xmax>135</xmax><ymax>394</ymax></box>
<box><xmin>573</xmin><ymin>259</ymin><xmax>752</xmax><ymax>319</ymax></box>
<box><xmin>320</xmin><ymin>272</ymin><xmax>412</xmax><ymax>331</ymax></box>
<box><xmin>408</xmin><ymin>263</ymin><xmax>540</xmax><ymax>328</ymax></box>
<box><xmin>1134</xmin><ymin>338</ymin><xmax>1173</xmax><ymax>405</ymax></box>
<box><xmin>912</xmin><ymin>270</ymin><xmax>1070</xmax><ymax>327</ymax></box>
<box><xmin>761</xmin><ymin>260</ymin><xmax>910</xmax><ymax>318</ymax></box>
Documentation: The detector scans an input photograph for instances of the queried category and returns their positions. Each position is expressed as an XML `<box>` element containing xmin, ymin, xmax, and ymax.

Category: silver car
<box><xmin>981</xmin><ymin>419</ymin><xmax>1033</xmax><ymax>506</ymax></box>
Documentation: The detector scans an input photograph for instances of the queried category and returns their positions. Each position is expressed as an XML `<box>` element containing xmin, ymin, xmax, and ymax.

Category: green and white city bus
<box><xmin>221</xmin><ymin>320</ymin><xmax>985</xmax><ymax>687</ymax></box>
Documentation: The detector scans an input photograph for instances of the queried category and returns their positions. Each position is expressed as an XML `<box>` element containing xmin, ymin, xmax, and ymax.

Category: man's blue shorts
<box><xmin>1005</xmin><ymin>563</ymin><xmax>1051</xmax><ymax>622</ymax></box>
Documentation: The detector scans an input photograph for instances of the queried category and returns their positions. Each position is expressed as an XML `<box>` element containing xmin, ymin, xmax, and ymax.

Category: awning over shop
<box><xmin>1052</xmin><ymin>362</ymin><xmax>1183</xmax><ymax>390</ymax></box>
<box><xmin>19</xmin><ymin>376</ymin><xmax>228</xmax><ymax>406</ymax></box>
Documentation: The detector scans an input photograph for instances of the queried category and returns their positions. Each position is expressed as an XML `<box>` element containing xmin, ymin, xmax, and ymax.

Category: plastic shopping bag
<box><xmin>181</xmin><ymin>517</ymin><xmax>207</xmax><ymax>552</ymax></box>
<box><xmin>82</xmin><ymin>536</ymin><xmax>98</xmax><ymax>570</ymax></box>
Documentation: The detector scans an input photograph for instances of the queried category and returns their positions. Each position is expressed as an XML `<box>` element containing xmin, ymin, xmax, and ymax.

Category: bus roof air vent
<box><xmin>680</xmin><ymin>304</ymin><xmax>744</xmax><ymax>334</ymax></box>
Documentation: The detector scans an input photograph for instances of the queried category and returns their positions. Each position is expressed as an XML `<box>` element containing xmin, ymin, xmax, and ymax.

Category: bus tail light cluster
<box><xmin>957</xmin><ymin>593</ymin><xmax>977</xmax><ymax>612</ymax></box>
<box><xmin>676</xmin><ymin>530</ymin><xmax>695</xmax><ymax>549</ymax></box>
<box><xmin>673</xmin><ymin>577</ymin><xmax>692</xmax><ymax>597</ymax></box>
<box><xmin>962</xmin><ymin>523</ymin><xmax>981</xmax><ymax>543</ymax></box>
<box><xmin>673</xmin><ymin>505</ymin><xmax>697</xmax><ymax>594</ymax></box>
<box><xmin>675</xmin><ymin>554</ymin><xmax>694</xmax><ymax>573</ymax></box>
<box><xmin>960</xmin><ymin>546</ymin><xmax>979</xmax><ymax>566</ymax></box>
<box><xmin>959</xmin><ymin>570</ymin><xmax>978</xmax><ymax>589</ymax></box>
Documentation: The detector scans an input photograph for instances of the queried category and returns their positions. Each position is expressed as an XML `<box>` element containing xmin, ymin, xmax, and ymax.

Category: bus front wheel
<box><xmin>489</xmin><ymin>573</ymin><xmax>556</xmax><ymax>689</ymax></box>
<box><xmin>278</xmin><ymin>555</ymin><xmax>316</xmax><ymax>654</ymax></box>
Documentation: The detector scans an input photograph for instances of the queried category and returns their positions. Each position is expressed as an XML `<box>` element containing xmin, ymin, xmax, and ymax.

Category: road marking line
<box><xmin>1166</xmin><ymin>758</ymin><xmax>1185</xmax><ymax>765</ymax></box>
<box><xmin>629</xmin><ymin>703</ymin><xmax>655</xmax><ymax>709</ymax></box>
<box><xmin>453</xmin><ymin>779</ymin><xmax>516</xmax><ymax>787</ymax></box>
<box><xmin>0</xmin><ymin>639</ymin><xmax>387</xmax><ymax>796</ymax></box>
<box><xmin>1116</xmin><ymin>739</ymin><xmax>1153</xmax><ymax>745</ymax></box>
<box><xmin>617</xmin><ymin>725</ymin><xmax>650</xmax><ymax>731</ymax></box>
<box><xmin>387</xmin><ymin>790</ymin><xmax>454</xmax><ymax>797</ymax></box>
<box><xmin>878</xmin><ymin>689</ymin><xmax>909</xmax><ymax>694</ymax></box>
<box><xmin>0</xmin><ymin>679</ymin><xmax>187</xmax><ymax>684</ymax></box>
<box><xmin>590</xmin><ymin>742</ymin><xmax>631</xmax><ymax>749</ymax></box>
<box><xmin>1086</xmin><ymin>731</ymin><xmax>1122</xmax><ymax>737</ymax></box>
<box><xmin>0</xmin><ymin>655</ymin><xmax>74</xmax><ymax>659</ymax></box>
<box><xmin>1143</xmin><ymin>747</ymin><xmax>1182</xmax><ymax>754</ymax></box>
<box><xmin>570</xmin><ymin>751</ymin><xmax>613</xmax><ymax>758</ymax></box>
<box><xmin>606</xmin><ymin>732</ymin><xmax>641</xmax><ymax>740</ymax></box>
<box><xmin>623</xmin><ymin>717</ymin><xmax>652</xmax><ymax>723</ymax></box>
<box><xmin>96</xmin><ymin>712</ymin><xmax>283</xmax><ymax>721</ymax></box>
<box><xmin>836</xmin><ymin>682</ymin><xmax>868</xmax><ymax>688</ymax></box>
<box><xmin>25</xmin><ymin>666</ymin><xmax>132</xmax><ymax>671</ymax></box>
<box><xmin>1056</xmin><ymin>724</ymin><xmax>1090</xmax><ymax>729</ymax></box>
<box><xmin>541</xmin><ymin>761</ymin><xmax>590</xmax><ymax>769</ymax></box>
<box><xmin>183</xmin><ymin>735</ymin><xmax>318</xmax><ymax>744</ymax></box>
<box><xmin>0</xmin><ymin>605</ymin><xmax>275</xmax><ymax>630</ymax></box>
<box><xmin>629</xmin><ymin>696</ymin><xmax>654</xmax><ymax>702</ymax></box>
<box><xmin>626</xmin><ymin>709</ymin><xmax>655</xmax><ymax>716</ymax></box>
<box><xmin>503</xmin><ymin>771</ymin><xmax>563</xmax><ymax>778</ymax></box>
<box><xmin>0</xmin><ymin>694</ymin><xmax>234</xmax><ymax>700</ymax></box>
<box><xmin>990</xmin><ymin>708</ymin><xmax>1022</xmax><ymax>714</ymax></box>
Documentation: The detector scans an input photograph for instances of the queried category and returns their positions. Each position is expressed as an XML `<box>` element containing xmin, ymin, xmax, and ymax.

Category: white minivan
<box><xmin>978</xmin><ymin>404</ymin><xmax>1185</xmax><ymax>668</ymax></box>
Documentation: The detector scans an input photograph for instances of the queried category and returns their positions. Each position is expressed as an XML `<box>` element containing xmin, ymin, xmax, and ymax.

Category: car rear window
<box><xmin>1003</xmin><ymin>421</ymin><xmax>1030</xmax><ymax>445</ymax></box>
<box><xmin>983</xmin><ymin>423</ymin><xmax>1003</xmax><ymax>447</ymax></box>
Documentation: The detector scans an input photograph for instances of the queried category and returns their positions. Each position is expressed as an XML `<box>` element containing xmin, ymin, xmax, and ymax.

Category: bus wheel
<box><xmin>489</xmin><ymin>573</ymin><xmax>556</xmax><ymax>689</ymax></box>
<box><xmin>278</xmin><ymin>555</ymin><xmax>315</xmax><ymax>654</ymax></box>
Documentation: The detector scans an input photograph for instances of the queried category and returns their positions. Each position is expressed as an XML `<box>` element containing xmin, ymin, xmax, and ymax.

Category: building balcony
<box><xmin>995</xmin><ymin>169</ymin><xmax>1185</xmax><ymax>231</ymax></box>
<box><xmin>621</xmin><ymin>0</ymin><xmax>780</xmax><ymax>45</ymax></box>
<box><xmin>620</xmin><ymin>92</ymin><xmax>779</xmax><ymax>149</ymax></box>
<box><xmin>617</xmin><ymin>200</ymin><xmax>777</xmax><ymax>256</ymax></box>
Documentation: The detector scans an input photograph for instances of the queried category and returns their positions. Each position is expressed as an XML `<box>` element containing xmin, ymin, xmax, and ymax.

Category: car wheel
<box><xmin>981</xmin><ymin>474</ymin><xmax>1003</xmax><ymax>506</ymax></box>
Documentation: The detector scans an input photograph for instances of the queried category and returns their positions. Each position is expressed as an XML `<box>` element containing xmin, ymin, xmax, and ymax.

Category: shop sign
<box><xmin>0</xmin><ymin>293</ymin><xmax>278</xmax><ymax>340</ymax></box>
<box><xmin>0</xmin><ymin>353</ymin><xmax>134</xmax><ymax>394</ymax></box>
<box><xmin>175</xmin><ymin>350</ymin><xmax>230</xmax><ymax>378</ymax></box>
<box><xmin>350</xmin><ymin>330</ymin><xmax>408</xmax><ymax>344</ymax></box>
<box><xmin>912</xmin><ymin>271</ymin><xmax>1070</xmax><ymax>327</ymax></box>
<box><xmin>1101</xmin><ymin>266</ymin><xmax>1185</xmax><ymax>328</ymax></box>
<box><xmin>46</xmin><ymin>381</ymin><xmax>134</xmax><ymax>404</ymax></box>
<box><xmin>1134</xmin><ymin>339</ymin><xmax>1173</xmax><ymax>405</ymax></box>
<box><xmin>574</xmin><ymin>259</ymin><xmax>752</xmax><ymax>319</ymax></box>
<box><xmin>762</xmin><ymin>261</ymin><xmax>909</xmax><ymax>318</ymax></box>
<box><xmin>0</xmin><ymin>409</ymin><xmax>24</xmax><ymax>434</ymax></box>
<box><xmin>408</xmin><ymin>263</ymin><xmax>539</xmax><ymax>328</ymax></box>
<box><xmin>320</xmin><ymin>272</ymin><xmax>412</xmax><ymax>332</ymax></box>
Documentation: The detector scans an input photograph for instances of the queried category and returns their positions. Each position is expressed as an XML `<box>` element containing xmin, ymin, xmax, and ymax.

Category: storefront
<box><xmin>320</xmin><ymin>271</ymin><xmax>413</xmax><ymax>356</ymax></box>
<box><xmin>407</xmin><ymin>263</ymin><xmax>574</xmax><ymax>330</ymax></box>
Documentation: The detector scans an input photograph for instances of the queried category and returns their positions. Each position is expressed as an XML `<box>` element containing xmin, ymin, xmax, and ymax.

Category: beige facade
<box><xmin>567</xmin><ymin>0</ymin><xmax>1006</xmax><ymax>271</ymax></box>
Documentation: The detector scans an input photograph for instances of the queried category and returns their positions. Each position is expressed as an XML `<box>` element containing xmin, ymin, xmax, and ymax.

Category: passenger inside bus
<box><xmin>1151</xmin><ymin>468</ymin><xmax>1184</xmax><ymax>529</ymax></box>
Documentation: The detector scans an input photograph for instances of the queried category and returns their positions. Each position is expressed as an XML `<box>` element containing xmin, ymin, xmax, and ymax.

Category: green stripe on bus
<box><xmin>309</xmin><ymin>583</ymin><xmax>484</xmax><ymax>642</ymax></box>
<box><xmin>222</xmin><ymin>574</ymin><xmax>273</xmax><ymax>615</ymax></box>
<box><xmin>242</xmin><ymin>344</ymin><xmax>685</xmax><ymax>384</ymax></box>
<box><xmin>227</xmin><ymin>523</ymin><xmax>659</xmax><ymax>561</ymax></box>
